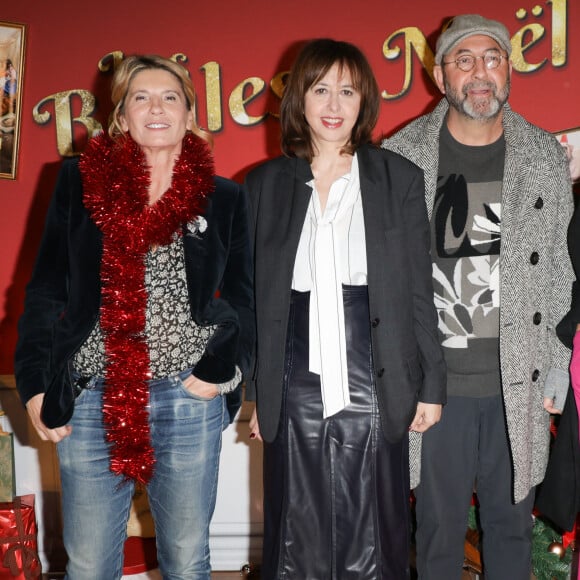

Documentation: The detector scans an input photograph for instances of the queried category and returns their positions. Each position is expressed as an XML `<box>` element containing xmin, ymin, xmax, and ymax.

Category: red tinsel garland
<box><xmin>80</xmin><ymin>132</ymin><xmax>215</xmax><ymax>483</ymax></box>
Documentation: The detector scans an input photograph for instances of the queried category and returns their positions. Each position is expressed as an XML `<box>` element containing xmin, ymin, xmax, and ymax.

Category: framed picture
<box><xmin>0</xmin><ymin>21</ymin><xmax>26</xmax><ymax>180</ymax></box>
<box><xmin>555</xmin><ymin>127</ymin><xmax>580</xmax><ymax>184</ymax></box>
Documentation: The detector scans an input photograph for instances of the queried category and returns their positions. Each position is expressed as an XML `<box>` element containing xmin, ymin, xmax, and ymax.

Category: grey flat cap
<box><xmin>435</xmin><ymin>14</ymin><xmax>512</xmax><ymax>65</ymax></box>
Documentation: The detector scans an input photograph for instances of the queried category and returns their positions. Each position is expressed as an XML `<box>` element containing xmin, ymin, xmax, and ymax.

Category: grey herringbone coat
<box><xmin>383</xmin><ymin>100</ymin><xmax>574</xmax><ymax>503</ymax></box>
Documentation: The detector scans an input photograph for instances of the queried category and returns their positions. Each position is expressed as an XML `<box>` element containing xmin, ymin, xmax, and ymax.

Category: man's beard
<box><xmin>445</xmin><ymin>75</ymin><xmax>510</xmax><ymax>121</ymax></box>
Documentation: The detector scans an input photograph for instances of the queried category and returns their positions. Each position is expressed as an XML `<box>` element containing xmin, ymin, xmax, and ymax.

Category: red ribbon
<box><xmin>0</xmin><ymin>497</ymin><xmax>41</xmax><ymax>579</ymax></box>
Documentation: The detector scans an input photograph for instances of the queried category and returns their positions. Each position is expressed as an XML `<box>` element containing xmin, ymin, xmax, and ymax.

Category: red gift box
<box><xmin>0</xmin><ymin>495</ymin><xmax>41</xmax><ymax>579</ymax></box>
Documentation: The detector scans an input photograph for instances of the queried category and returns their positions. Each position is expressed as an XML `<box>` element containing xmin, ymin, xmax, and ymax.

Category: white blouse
<box><xmin>292</xmin><ymin>154</ymin><xmax>368</xmax><ymax>418</ymax></box>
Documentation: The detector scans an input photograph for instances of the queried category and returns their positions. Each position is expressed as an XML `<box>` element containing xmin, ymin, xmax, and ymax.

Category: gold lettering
<box><xmin>98</xmin><ymin>51</ymin><xmax>125</xmax><ymax>73</ymax></box>
<box><xmin>268</xmin><ymin>71</ymin><xmax>288</xmax><ymax>119</ymax></box>
<box><xmin>34</xmin><ymin>4</ymin><xmax>572</xmax><ymax>159</ymax></box>
<box><xmin>511</xmin><ymin>0</ymin><xmax>567</xmax><ymax>71</ymax></box>
<box><xmin>510</xmin><ymin>23</ymin><xmax>546</xmax><ymax>72</ymax></box>
<box><xmin>200</xmin><ymin>61</ymin><xmax>223</xmax><ymax>132</ymax></box>
<box><xmin>33</xmin><ymin>90</ymin><xmax>102</xmax><ymax>156</ymax></box>
<box><xmin>549</xmin><ymin>0</ymin><xmax>567</xmax><ymax>66</ymax></box>
<box><xmin>170</xmin><ymin>53</ymin><xmax>188</xmax><ymax>65</ymax></box>
<box><xmin>381</xmin><ymin>27</ymin><xmax>435</xmax><ymax>100</ymax></box>
<box><xmin>229</xmin><ymin>77</ymin><xmax>266</xmax><ymax>126</ymax></box>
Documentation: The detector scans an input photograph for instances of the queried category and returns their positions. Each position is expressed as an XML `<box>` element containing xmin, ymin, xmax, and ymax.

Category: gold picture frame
<box><xmin>0</xmin><ymin>21</ymin><xmax>26</xmax><ymax>179</ymax></box>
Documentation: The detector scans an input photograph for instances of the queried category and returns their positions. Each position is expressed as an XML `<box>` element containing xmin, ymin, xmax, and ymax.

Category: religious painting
<box><xmin>0</xmin><ymin>22</ymin><xmax>26</xmax><ymax>179</ymax></box>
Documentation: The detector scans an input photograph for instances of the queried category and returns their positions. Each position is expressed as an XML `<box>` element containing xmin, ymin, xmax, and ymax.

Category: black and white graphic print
<box><xmin>432</xmin><ymin>174</ymin><xmax>501</xmax><ymax>349</ymax></box>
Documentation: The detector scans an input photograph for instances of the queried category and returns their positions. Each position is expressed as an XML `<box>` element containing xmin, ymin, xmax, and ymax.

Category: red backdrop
<box><xmin>0</xmin><ymin>0</ymin><xmax>578</xmax><ymax>372</ymax></box>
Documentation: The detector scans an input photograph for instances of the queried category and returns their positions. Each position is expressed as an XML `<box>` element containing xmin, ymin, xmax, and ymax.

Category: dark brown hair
<box><xmin>280</xmin><ymin>39</ymin><xmax>380</xmax><ymax>161</ymax></box>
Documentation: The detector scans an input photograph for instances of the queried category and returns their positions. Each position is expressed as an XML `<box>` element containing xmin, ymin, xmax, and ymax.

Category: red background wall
<box><xmin>0</xmin><ymin>0</ymin><xmax>578</xmax><ymax>373</ymax></box>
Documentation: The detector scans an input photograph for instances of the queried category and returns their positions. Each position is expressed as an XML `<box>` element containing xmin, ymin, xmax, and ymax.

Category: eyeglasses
<box><xmin>442</xmin><ymin>52</ymin><xmax>508</xmax><ymax>72</ymax></box>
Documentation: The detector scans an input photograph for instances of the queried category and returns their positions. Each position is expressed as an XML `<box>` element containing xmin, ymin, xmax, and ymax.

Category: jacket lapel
<box><xmin>500</xmin><ymin>105</ymin><xmax>528</xmax><ymax>266</ymax></box>
<box><xmin>358</xmin><ymin>146</ymin><xmax>385</xmax><ymax>290</ymax></box>
<box><xmin>266</xmin><ymin>157</ymin><xmax>313</xmax><ymax>282</ymax></box>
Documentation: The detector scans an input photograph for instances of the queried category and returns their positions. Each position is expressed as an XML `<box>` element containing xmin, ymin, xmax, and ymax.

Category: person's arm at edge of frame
<box><xmin>543</xmin><ymin>145</ymin><xmax>575</xmax><ymax>415</ymax></box>
<box><xmin>552</xmin><ymin>195</ymin><xmax>580</xmax><ymax>413</ymax></box>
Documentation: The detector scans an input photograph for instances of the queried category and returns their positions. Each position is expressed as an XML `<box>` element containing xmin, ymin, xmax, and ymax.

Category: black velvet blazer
<box><xmin>244</xmin><ymin>144</ymin><xmax>446</xmax><ymax>444</ymax></box>
<box><xmin>14</xmin><ymin>157</ymin><xmax>255</xmax><ymax>428</ymax></box>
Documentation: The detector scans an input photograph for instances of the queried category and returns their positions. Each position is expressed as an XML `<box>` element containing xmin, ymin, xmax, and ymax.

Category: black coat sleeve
<box><xmin>14</xmin><ymin>159</ymin><xmax>77</xmax><ymax>406</ymax></box>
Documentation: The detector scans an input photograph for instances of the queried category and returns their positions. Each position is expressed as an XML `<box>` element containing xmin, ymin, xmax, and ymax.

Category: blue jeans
<box><xmin>57</xmin><ymin>370</ymin><xmax>227</xmax><ymax>580</ymax></box>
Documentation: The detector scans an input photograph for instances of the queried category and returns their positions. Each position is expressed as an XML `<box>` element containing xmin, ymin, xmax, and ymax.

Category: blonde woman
<box><xmin>15</xmin><ymin>55</ymin><xmax>254</xmax><ymax>579</ymax></box>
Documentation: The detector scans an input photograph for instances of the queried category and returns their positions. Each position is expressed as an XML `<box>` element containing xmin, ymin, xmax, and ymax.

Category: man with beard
<box><xmin>382</xmin><ymin>14</ymin><xmax>574</xmax><ymax>580</ymax></box>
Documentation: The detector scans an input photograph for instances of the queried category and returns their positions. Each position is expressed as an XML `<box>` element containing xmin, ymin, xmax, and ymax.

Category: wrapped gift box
<box><xmin>0</xmin><ymin>495</ymin><xmax>41</xmax><ymax>580</ymax></box>
<box><xmin>0</xmin><ymin>414</ymin><xmax>15</xmax><ymax>503</ymax></box>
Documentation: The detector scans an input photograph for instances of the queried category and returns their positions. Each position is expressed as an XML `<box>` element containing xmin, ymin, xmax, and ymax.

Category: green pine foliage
<box><xmin>531</xmin><ymin>516</ymin><xmax>572</xmax><ymax>580</ymax></box>
<box><xmin>467</xmin><ymin>506</ymin><xmax>572</xmax><ymax>580</ymax></box>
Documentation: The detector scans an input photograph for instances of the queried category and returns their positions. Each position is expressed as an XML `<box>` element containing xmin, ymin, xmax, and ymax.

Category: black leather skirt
<box><xmin>262</xmin><ymin>285</ymin><xmax>410</xmax><ymax>580</ymax></box>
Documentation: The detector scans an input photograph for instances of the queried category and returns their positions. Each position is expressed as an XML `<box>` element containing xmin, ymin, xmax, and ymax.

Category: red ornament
<box><xmin>562</xmin><ymin>527</ymin><xmax>575</xmax><ymax>550</ymax></box>
<box><xmin>80</xmin><ymin>133</ymin><xmax>214</xmax><ymax>483</ymax></box>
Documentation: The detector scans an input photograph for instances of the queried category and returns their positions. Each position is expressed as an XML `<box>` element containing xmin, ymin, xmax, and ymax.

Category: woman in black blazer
<box><xmin>14</xmin><ymin>55</ymin><xmax>254</xmax><ymax>579</ymax></box>
<box><xmin>245</xmin><ymin>39</ymin><xmax>446</xmax><ymax>579</ymax></box>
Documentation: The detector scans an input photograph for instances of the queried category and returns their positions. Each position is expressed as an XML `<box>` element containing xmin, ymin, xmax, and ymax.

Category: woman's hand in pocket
<box><xmin>182</xmin><ymin>374</ymin><xmax>219</xmax><ymax>399</ymax></box>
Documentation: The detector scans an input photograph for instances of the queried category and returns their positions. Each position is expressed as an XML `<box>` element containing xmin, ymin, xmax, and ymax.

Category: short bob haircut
<box><xmin>108</xmin><ymin>54</ymin><xmax>211</xmax><ymax>146</ymax></box>
<box><xmin>280</xmin><ymin>39</ymin><xmax>380</xmax><ymax>161</ymax></box>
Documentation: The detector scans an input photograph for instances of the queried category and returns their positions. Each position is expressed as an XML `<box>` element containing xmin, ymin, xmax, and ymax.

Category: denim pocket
<box><xmin>176</xmin><ymin>375</ymin><xmax>219</xmax><ymax>402</ymax></box>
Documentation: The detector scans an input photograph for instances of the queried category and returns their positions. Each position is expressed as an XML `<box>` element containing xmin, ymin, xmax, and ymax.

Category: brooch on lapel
<box><xmin>185</xmin><ymin>216</ymin><xmax>208</xmax><ymax>239</ymax></box>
